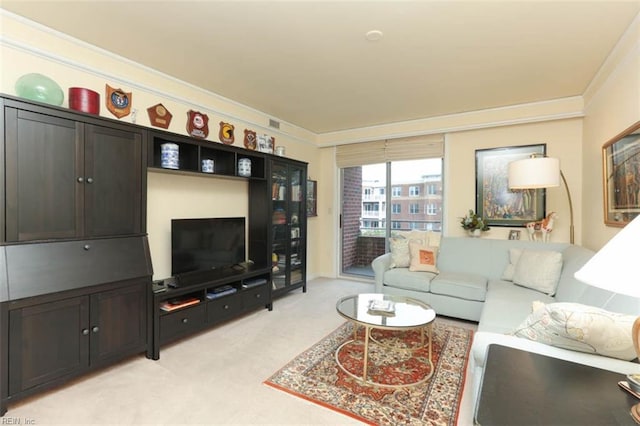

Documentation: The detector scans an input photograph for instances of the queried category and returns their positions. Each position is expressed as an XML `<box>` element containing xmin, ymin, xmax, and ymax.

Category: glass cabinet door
<box><xmin>289</xmin><ymin>165</ymin><xmax>304</xmax><ymax>287</ymax></box>
<box><xmin>270</xmin><ymin>161</ymin><xmax>305</xmax><ymax>292</ymax></box>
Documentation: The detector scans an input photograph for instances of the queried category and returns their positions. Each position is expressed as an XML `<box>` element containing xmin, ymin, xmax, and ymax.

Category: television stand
<box><xmin>148</xmin><ymin>264</ymin><xmax>271</xmax><ymax>360</ymax></box>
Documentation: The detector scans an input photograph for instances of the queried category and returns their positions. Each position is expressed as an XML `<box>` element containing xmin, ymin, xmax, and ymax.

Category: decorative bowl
<box><xmin>15</xmin><ymin>73</ymin><xmax>64</xmax><ymax>106</ymax></box>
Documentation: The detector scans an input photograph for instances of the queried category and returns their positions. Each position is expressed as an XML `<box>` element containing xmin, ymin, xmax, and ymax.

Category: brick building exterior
<box><xmin>362</xmin><ymin>175</ymin><xmax>443</xmax><ymax>232</ymax></box>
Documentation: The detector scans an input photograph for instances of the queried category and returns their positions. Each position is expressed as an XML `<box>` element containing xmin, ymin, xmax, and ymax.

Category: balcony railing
<box><xmin>363</xmin><ymin>193</ymin><xmax>385</xmax><ymax>201</ymax></box>
<box><xmin>362</xmin><ymin>211</ymin><xmax>385</xmax><ymax>218</ymax></box>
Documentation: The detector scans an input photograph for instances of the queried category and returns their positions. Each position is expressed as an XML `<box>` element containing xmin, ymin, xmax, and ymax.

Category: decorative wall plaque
<box><xmin>186</xmin><ymin>110</ymin><xmax>209</xmax><ymax>139</ymax></box>
<box><xmin>105</xmin><ymin>84</ymin><xmax>132</xmax><ymax>118</ymax></box>
<box><xmin>219</xmin><ymin>121</ymin><xmax>235</xmax><ymax>144</ymax></box>
<box><xmin>147</xmin><ymin>103</ymin><xmax>173</xmax><ymax>129</ymax></box>
<box><xmin>244</xmin><ymin>129</ymin><xmax>257</xmax><ymax>150</ymax></box>
<box><xmin>257</xmin><ymin>134</ymin><xmax>274</xmax><ymax>154</ymax></box>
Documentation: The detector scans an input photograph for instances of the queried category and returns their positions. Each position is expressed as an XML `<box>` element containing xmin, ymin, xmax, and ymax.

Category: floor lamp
<box><xmin>574</xmin><ymin>215</ymin><xmax>640</xmax><ymax>423</ymax></box>
<box><xmin>508</xmin><ymin>155</ymin><xmax>575</xmax><ymax>244</ymax></box>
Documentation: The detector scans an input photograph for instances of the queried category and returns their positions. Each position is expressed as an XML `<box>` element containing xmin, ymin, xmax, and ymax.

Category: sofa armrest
<box><xmin>471</xmin><ymin>331</ymin><xmax>638</xmax><ymax>374</ymax></box>
<box><xmin>371</xmin><ymin>253</ymin><xmax>392</xmax><ymax>293</ymax></box>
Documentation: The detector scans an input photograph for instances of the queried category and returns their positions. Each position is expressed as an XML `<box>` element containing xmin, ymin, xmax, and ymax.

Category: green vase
<box><xmin>15</xmin><ymin>73</ymin><xmax>64</xmax><ymax>106</ymax></box>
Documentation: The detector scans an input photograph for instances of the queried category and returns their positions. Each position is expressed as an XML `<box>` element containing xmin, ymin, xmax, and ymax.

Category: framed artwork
<box><xmin>306</xmin><ymin>180</ymin><xmax>317</xmax><ymax>217</ymax></box>
<box><xmin>508</xmin><ymin>230</ymin><xmax>521</xmax><ymax>240</ymax></box>
<box><xmin>602</xmin><ymin>120</ymin><xmax>640</xmax><ymax>227</ymax></box>
<box><xmin>475</xmin><ymin>144</ymin><xmax>546</xmax><ymax>227</ymax></box>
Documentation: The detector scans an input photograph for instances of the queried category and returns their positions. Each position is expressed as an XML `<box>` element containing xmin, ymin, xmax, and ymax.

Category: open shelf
<box><xmin>148</xmin><ymin>130</ymin><xmax>267</xmax><ymax>180</ymax></box>
<box><xmin>151</xmin><ymin>265</ymin><xmax>272</xmax><ymax>359</ymax></box>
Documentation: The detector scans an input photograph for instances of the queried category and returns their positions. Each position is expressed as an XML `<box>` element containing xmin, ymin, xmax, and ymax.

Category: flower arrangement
<box><xmin>460</xmin><ymin>209</ymin><xmax>490</xmax><ymax>231</ymax></box>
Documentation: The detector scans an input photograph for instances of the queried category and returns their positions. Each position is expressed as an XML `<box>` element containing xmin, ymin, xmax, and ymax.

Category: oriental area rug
<box><xmin>264</xmin><ymin>320</ymin><xmax>473</xmax><ymax>425</ymax></box>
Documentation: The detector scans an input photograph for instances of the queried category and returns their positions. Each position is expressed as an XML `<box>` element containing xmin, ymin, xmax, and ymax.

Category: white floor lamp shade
<box><xmin>508</xmin><ymin>157</ymin><xmax>560</xmax><ymax>189</ymax></box>
<box><xmin>574</xmin><ymin>215</ymin><xmax>640</xmax><ymax>297</ymax></box>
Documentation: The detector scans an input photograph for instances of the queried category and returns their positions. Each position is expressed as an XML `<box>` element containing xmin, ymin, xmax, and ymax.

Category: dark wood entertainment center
<box><xmin>150</xmin><ymin>264</ymin><xmax>272</xmax><ymax>360</ymax></box>
<box><xmin>0</xmin><ymin>94</ymin><xmax>308</xmax><ymax>415</ymax></box>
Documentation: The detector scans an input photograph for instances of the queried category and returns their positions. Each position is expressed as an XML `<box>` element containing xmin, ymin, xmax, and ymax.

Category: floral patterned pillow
<box><xmin>513</xmin><ymin>301</ymin><xmax>636</xmax><ymax>361</ymax></box>
<box><xmin>389</xmin><ymin>237</ymin><xmax>413</xmax><ymax>268</ymax></box>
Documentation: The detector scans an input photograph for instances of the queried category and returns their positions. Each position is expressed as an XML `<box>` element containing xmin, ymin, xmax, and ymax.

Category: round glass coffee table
<box><xmin>335</xmin><ymin>293</ymin><xmax>436</xmax><ymax>388</ymax></box>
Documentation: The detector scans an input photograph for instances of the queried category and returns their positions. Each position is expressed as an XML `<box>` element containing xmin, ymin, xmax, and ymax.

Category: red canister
<box><xmin>68</xmin><ymin>87</ymin><xmax>100</xmax><ymax>114</ymax></box>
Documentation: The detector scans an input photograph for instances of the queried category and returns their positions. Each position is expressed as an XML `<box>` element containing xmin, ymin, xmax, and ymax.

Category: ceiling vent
<box><xmin>268</xmin><ymin>119</ymin><xmax>280</xmax><ymax>129</ymax></box>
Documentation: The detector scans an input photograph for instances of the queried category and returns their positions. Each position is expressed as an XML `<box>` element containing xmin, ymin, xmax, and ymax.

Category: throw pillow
<box><xmin>408</xmin><ymin>241</ymin><xmax>439</xmax><ymax>273</ymax></box>
<box><xmin>408</xmin><ymin>230</ymin><xmax>442</xmax><ymax>248</ymax></box>
<box><xmin>500</xmin><ymin>248</ymin><xmax>523</xmax><ymax>281</ymax></box>
<box><xmin>513</xmin><ymin>301</ymin><xmax>637</xmax><ymax>361</ymax></box>
<box><xmin>512</xmin><ymin>250</ymin><xmax>563</xmax><ymax>295</ymax></box>
<box><xmin>389</xmin><ymin>237</ymin><xmax>412</xmax><ymax>268</ymax></box>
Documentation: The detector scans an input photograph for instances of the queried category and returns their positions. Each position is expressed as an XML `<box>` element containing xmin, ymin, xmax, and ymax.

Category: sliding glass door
<box><xmin>340</xmin><ymin>158</ymin><xmax>442</xmax><ymax>278</ymax></box>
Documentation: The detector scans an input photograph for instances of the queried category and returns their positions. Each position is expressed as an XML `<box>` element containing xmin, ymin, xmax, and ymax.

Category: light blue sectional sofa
<box><xmin>373</xmin><ymin>237</ymin><xmax>598</xmax><ymax>322</ymax></box>
<box><xmin>372</xmin><ymin>236</ymin><xmax>640</xmax><ymax>415</ymax></box>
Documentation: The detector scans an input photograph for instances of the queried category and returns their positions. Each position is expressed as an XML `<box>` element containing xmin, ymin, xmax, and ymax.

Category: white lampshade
<box><xmin>574</xmin><ymin>215</ymin><xmax>640</xmax><ymax>297</ymax></box>
<box><xmin>508</xmin><ymin>157</ymin><xmax>560</xmax><ymax>189</ymax></box>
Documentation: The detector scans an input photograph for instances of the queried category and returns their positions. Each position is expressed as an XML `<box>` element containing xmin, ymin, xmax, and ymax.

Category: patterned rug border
<box><xmin>264</xmin><ymin>320</ymin><xmax>474</xmax><ymax>425</ymax></box>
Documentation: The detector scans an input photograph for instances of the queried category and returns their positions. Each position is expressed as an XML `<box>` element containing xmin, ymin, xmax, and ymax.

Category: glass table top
<box><xmin>336</xmin><ymin>293</ymin><xmax>436</xmax><ymax>328</ymax></box>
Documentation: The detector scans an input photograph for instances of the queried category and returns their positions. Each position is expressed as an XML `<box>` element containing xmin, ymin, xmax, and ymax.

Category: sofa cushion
<box><xmin>431</xmin><ymin>272</ymin><xmax>487</xmax><ymax>301</ymax></box>
<box><xmin>408</xmin><ymin>230</ymin><xmax>442</xmax><ymax>248</ymax></box>
<box><xmin>513</xmin><ymin>301</ymin><xmax>637</xmax><ymax>361</ymax></box>
<box><xmin>478</xmin><ymin>280</ymin><xmax>554</xmax><ymax>334</ymax></box>
<box><xmin>383</xmin><ymin>268</ymin><xmax>436</xmax><ymax>292</ymax></box>
<box><xmin>408</xmin><ymin>241</ymin><xmax>439</xmax><ymax>273</ymax></box>
<box><xmin>436</xmin><ymin>238</ymin><xmax>569</xmax><ymax>281</ymax></box>
<box><xmin>512</xmin><ymin>250</ymin><xmax>563</xmax><ymax>296</ymax></box>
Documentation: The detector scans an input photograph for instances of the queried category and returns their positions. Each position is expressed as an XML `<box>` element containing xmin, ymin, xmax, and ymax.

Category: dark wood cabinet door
<box><xmin>89</xmin><ymin>281</ymin><xmax>147</xmax><ymax>365</ymax></box>
<box><xmin>4</xmin><ymin>108</ymin><xmax>83</xmax><ymax>241</ymax></box>
<box><xmin>84</xmin><ymin>124</ymin><xmax>143</xmax><ymax>237</ymax></box>
<box><xmin>8</xmin><ymin>296</ymin><xmax>89</xmax><ymax>395</ymax></box>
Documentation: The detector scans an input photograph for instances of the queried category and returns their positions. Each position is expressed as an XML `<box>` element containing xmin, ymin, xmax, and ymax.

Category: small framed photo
<box><xmin>257</xmin><ymin>134</ymin><xmax>274</xmax><ymax>154</ymax></box>
<box><xmin>508</xmin><ymin>230</ymin><xmax>521</xmax><ymax>240</ymax></box>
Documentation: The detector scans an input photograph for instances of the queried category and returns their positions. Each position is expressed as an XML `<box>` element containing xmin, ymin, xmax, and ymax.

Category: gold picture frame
<box><xmin>602</xmin><ymin>120</ymin><xmax>640</xmax><ymax>227</ymax></box>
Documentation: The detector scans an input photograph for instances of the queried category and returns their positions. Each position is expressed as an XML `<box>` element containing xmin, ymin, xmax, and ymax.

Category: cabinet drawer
<box><xmin>207</xmin><ymin>294</ymin><xmax>243</xmax><ymax>322</ymax></box>
<box><xmin>242</xmin><ymin>286</ymin><xmax>269</xmax><ymax>308</ymax></box>
<box><xmin>159</xmin><ymin>304</ymin><xmax>205</xmax><ymax>343</ymax></box>
<box><xmin>2</xmin><ymin>236</ymin><xmax>152</xmax><ymax>301</ymax></box>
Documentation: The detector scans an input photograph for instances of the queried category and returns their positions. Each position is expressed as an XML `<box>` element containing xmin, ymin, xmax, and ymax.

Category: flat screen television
<box><xmin>171</xmin><ymin>217</ymin><xmax>246</xmax><ymax>276</ymax></box>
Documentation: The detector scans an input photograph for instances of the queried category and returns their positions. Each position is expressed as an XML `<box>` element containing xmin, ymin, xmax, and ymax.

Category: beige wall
<box><xmin>445</xmin><ymin>119</ymin><xmax>583</xmax><ymax>242</ymax></box>
<box><xmin>581</xmin><ymin>14</ymin><xmax>640</xmax><ymax>251</ymax></box>
<box><xmin>2</xmin><ymin>10</ymin><xmax>639</xmax><ymax>280</ymax></box>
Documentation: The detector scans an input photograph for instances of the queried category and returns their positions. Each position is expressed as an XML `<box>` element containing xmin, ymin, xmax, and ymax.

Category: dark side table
<box><xmin>474</xmin><ymin>344</ymin><xmax>638</xmax><ymax>425</ymax></box>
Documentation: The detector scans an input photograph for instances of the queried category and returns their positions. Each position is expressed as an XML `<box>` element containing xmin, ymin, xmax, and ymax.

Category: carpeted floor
<box><xmin>265</xmin><ymin>319</ymin><xmax>474</xmax><ymax>426</ymax></box>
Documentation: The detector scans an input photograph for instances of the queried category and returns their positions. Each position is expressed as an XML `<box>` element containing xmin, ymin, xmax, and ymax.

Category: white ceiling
<box><xmin>2</xmin><ymin>1</ymin><xmax>639</xmax><ymax>134</ymax></box>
